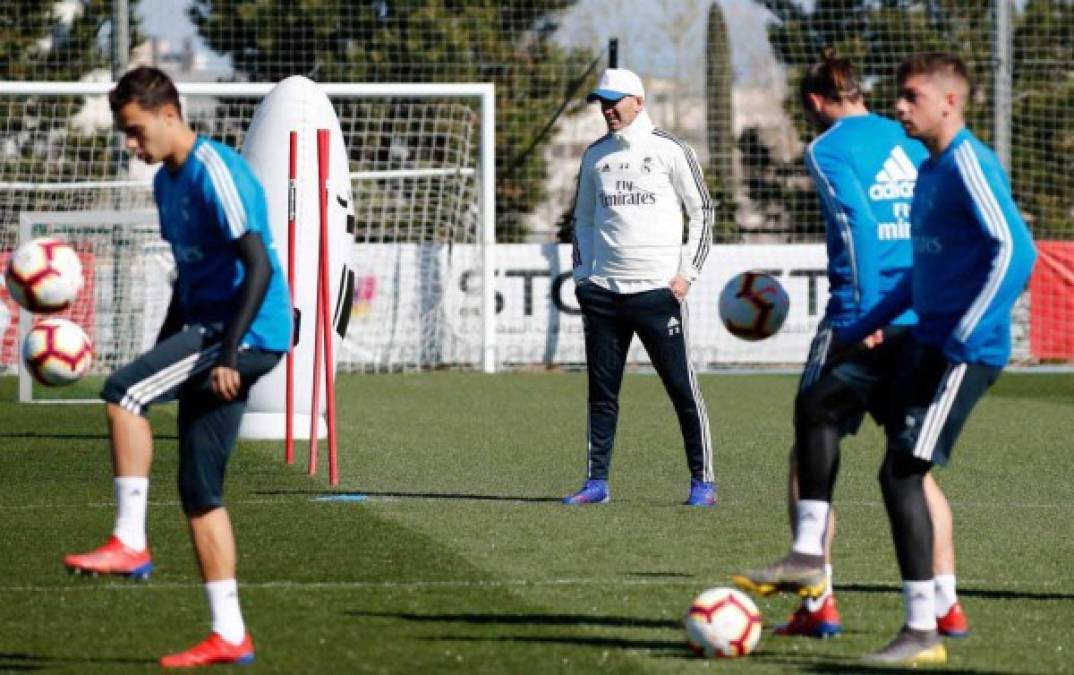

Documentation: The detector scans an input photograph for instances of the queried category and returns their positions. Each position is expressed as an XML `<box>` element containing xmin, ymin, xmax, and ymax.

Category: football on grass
<box><xmin>684</xmin><ymin>586</ymin><xmax>762</xmax><ymax>658</ymax></box>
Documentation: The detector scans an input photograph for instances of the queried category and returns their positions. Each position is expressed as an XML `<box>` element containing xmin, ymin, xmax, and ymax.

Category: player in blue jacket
<box><xmin>734</xmin><ymin>52</ymin><xmax>967</xmax><ymax>640</ymax></box>
<box><xmin>834</xmin><ymin>54</ymin><xmax>1037</xmax><ymax>665</ymax></box>
<box><xmin>63</xmin><ymin>67</ymin><xmax>292</xmax><ymax>668</ymax></box>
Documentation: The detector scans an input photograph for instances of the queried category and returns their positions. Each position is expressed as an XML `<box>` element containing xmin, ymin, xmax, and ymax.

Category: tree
<box><xmin>1011</xmin><ymin>0</ymin><xmax>1074</xmax><ymax>240</ymax></box>
<box><xmin>758</xmin><ymin>1</ymin><xmax>1073</xmax><ymax>241</ymax></box>
<box><xmin>705</xmin><ymin>1</ymin><xmax>738</xmax><ymax>242</ymax></box>
<box><xmin>188</xmin><ymin>0</ymin><xmax>590</xmax><ymax>242</ymax></box>
<box><xmin>0</xmin><ymin>1</ymin><xmax>126</xmax><ymax>190</ymax></box>
<box><xmin>757</xmin><ymin>1</ymin><xmax>994</xmax><ymax>237</ymax></box>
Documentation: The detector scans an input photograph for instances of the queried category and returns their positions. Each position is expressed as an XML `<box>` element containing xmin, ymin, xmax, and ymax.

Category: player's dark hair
<box><xmin>108</xmin><ymin>66</ymin><xmax>182</xmax><ymax>116</ymax></box>
<box><xmin>896</xmin><ymin>52</ymin><xmax>972</xmax><ymax>96</ymax></box>
<box><xmin>799</xmin><ymin>47</ymin><xmax>863</xmax><ymax>108</ymax></box>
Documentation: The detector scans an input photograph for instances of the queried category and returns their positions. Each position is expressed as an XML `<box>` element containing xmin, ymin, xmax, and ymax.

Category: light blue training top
<box><xmin>837</xmin><ymin>127</ymin><xmax>1037</xmax><ymax>366</ymax></box>
<box><xmin>805</xmin><ymin>113</ymin><xmax>927</xmax><ymax>327</ymax></box>
<box><xmin>154</xmin><ymin>135</ymin><xmax>292</xmax><ymax>352</ymax></box>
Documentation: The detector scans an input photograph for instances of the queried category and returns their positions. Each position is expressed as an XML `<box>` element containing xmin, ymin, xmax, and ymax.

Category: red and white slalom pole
<box><xmin>318</xmin><ymin>129</ymin><xmax>340</xmax><ymax>486</ymax></box>
<box><xmin>285</xmin><ymin>130</ymin><xmax>298</xmax><ymax>465</ymax></box>
<box><xmin>307</xmin><ymin>128</ymin><xmax>340</xmax><ymax>485</ymax></box>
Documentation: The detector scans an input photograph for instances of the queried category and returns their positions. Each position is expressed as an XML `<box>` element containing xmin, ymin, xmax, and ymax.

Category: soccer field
<box><xmin>1</xmin><ymin>372</ymin><xmax>1071</xmax><ymax>673</ymax></box>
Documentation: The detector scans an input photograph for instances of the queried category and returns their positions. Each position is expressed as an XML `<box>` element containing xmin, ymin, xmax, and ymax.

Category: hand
<box><xmin>863</xmin><ymin>329</ymin><xmax>885</xmax><ymax>349</ymax></box>
<box><xmin>827</xmin><ymin>328</ymin><xmax>883</xmax><ymax>364</ymax></box>
<box><xmin>669</xmin><ymin>275</ymin><xmax>691</xmax><ymax>301</ymax></box>
<box><xmin>211</xmin><ymin>366</ymin><xmax>241</xmax><ymax>401</ymax></box>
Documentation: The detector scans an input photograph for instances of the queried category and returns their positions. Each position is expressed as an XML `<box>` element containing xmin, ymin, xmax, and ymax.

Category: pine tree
<box><xmin>705</xmin><ymin>1</ymin><xmax>737</xmax><ymax>242</ymax></box>
<box><xmin>188</xmin><ymin>0</ymin><xmax>589</xmax><ymax>242</ymax></box>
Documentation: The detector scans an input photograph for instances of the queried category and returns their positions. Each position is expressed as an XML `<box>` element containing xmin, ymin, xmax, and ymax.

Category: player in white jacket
<box><xmin>564</xmin><ymin>68</ymin><xmax>716</xmax><ymax>506</ymax></box>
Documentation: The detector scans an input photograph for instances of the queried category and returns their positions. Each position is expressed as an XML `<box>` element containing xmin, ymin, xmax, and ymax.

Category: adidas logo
<box><xmin>667</xmin><ymin>316</ymin><xmax>681</xmax><ymax>336</ymax></box>
<box><xmin>869</xmin><ymin>146</ymin><xmax>917</xmax><ymax>201</ymax></box>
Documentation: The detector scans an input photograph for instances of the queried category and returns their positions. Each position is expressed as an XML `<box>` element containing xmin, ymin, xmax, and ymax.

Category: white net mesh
<box><xmin>2</xmin><ymin>1</ymin><xmax>1071</xmax><ymax>373</ymax></box>
<box><xmin>12</xmin><ymin>211</ymin><xmax>165</xmax><ymax>380</ymax></box>
<box><xmin>0</xmin><ymin>86</ymin><xmax>488</xmax><ymax>385</ymax></box>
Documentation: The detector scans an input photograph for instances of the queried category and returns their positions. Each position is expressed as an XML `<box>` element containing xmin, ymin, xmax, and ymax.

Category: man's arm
<box><xmin>805</xmin><ymin>142</ymin><xmax>882</xmax><ymax>313</ymax></box>
<box><xmin>217</xmin><ymin>232</ymin><xmax>271</xmax><ymax>370</ymax></box>
<box><xmin>198</xmin><ymin>144</ymin><xmax>276</xmax><ymax>399</ymax></box>
<box><xmin>944</xmin><ymin>144</ymin><xmax>1037</xmax><ymax>364</ymax></box>
<box><xmin>669</xmin><ymin>141</ymin><xmax>713</xmax><ymax>291</ymax></box>
<box><xmin>571</xmin><ymin>148</ymin><xmax>597</xmax><ymax>283</ymax></box>
<box><xmin>834</xmin><ymin>271</ymin><xmax>913</xmax><ymax>347</ymax></box>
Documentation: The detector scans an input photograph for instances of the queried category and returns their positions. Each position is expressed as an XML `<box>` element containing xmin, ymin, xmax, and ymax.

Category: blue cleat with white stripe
<box><xmin>562</xmin><ymin>479</ymin><xmax>609</xmax><ymax>505</ymax></box>
<box><xmin>685</xmin><ymin>478</ymin><xmax>717</xmax><ymax>506</ymax></box>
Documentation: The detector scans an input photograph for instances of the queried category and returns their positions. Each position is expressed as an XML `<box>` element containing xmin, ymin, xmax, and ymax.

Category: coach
<box><xmin>563</xmin><ymin>68</ymin><xmax>716</xmax><ymax>507</ymax></box>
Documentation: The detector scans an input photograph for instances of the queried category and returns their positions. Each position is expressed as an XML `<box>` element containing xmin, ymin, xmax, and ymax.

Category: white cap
<box><xmin>587</xmin><ymin>68</ymin><xmax>645</xmax><ymax>103</ymax></box>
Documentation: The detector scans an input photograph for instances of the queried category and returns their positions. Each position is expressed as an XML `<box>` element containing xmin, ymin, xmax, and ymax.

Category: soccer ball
<box><xmin>22</xmin><ymin>318</ymin><xmax>93</xmax><ymax>386</ymax></box>
<box><xmin>718</xmin><ymin>271</ymin><xmax>789</xmax><ymax>341</ymax></box>
<box><xmin>684</xmin><ymin>587</ymin><xmax>762</xmax><ymax>658</ymax></box>
<box><xmin>4</xmin><ymin>237</ymin><xmax>84</xmax><ymax>313</ymax></box>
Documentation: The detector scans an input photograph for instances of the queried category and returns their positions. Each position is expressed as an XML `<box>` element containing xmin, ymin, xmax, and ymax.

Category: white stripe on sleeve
<box><xmin>952</xmin><ymin>143</ymin><xmax>1013</xmax><ymax>343</ymax></box>
<box><xmin>196</xmin><ymin>143</ymin><xmax>248</xmax><ymax>239</ymax></box>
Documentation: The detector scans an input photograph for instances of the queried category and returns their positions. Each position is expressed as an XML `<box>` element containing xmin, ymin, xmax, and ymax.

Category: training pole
<box><xmin>285</xmin><ymin>130</ymin><xmax>297</xmax><ymax>465</ymax></box>
<box><xmin>307</xmin><ymin>148</ymin><xmax>325</xmax><ymax>477</ymax></box>
<box><xmin>316</xmin><ymin>129</ymin><xmax>341</xmax><ymax>486</ymax></box>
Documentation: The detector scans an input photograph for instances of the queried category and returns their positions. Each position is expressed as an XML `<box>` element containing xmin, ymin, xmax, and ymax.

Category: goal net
<box><xmin>0</xmin><ymin>81</ymin><xmax>496</xmax><ymax>399</ymax></box>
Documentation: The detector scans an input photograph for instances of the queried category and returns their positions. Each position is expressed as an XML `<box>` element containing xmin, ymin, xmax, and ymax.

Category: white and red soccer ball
<box><xmin>5</xmin><ymin>237</ymin><xmax>84</xmax><ymax>314</ymax></box>
<box><xmin>718</xmin><ymin>271</ymin><xmax>790</xmax><ymax>341</ymax></box>
<box><xmin>4</xmin><ymin>237</ymin><xmax>91</xmax><ymax>386</ymax></box>
<box><xmin>21</xmin><ymin>317</ymin><xmax>93</xmax><ymax>386</ymax></box>
<box><xmin>684</xmin><ymin>587</ymin><xmax>763</xmax><ymax>658</ymax></box>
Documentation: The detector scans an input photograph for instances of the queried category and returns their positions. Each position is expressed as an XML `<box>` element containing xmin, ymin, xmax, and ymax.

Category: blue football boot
<box><xmin>685</xmin><ymin>478</ymin><xmax>717</xmax><ymax>507</ymax></box>
<box><xmin>562</xmin><ymin>479</ymin><xmax>609</xmax><ymax>505</ymax></box>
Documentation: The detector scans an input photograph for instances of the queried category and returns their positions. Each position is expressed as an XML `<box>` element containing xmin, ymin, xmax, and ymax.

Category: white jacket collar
<box><xmin>613</xmin><ymin>109</ymin><xmax>654</xmax><ymax>148</ymax></box>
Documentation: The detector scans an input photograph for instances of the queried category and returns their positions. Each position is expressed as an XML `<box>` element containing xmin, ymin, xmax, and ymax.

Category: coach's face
<box><xmin>894</xmin><ymin>74</ymin><xmax>952</xmax><ymax>143</ymax></box>
<box><xmin>599</xmin><ymin>95</ymin><xmax>643</xmax><ymax>132</ymax></box>
<box><xmin>114</xmin><ymin>101</ymin><xmax>179</xmax><ymax>165</ymax></box>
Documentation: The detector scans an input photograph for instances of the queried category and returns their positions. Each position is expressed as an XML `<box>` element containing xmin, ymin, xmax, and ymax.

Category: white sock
<box><xmin>934</xmin><ymin>574</ymin><xmax>958</xmax><ymax>616</ymax></box>
<box><xmin>904</xmin><ymin>580</ymin><xmax>937</xmax><ymax>632</ymax></box>
<box><xmin>804</xmin><ymin>563</ymin><xmax>834</xmax><ymax>612</ymax></box>
<box><xmin>205</xmin><ymin>579</ymin><xmax>246</xmax><ymax>645</ymax></box>
<box><xmin>791</xmin><ymin>499</ymin><xmax>829</xmax><ymax>556</ymax></box>
<box><xmin>112</xmin><ymin>477</ymin><xmax>148</xmax><ymax>551</ymax></box>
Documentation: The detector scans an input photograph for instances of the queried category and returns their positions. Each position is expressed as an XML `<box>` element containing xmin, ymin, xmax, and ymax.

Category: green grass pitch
<box><xmin>1</xmin><ymin>372</ymin><xmax>1072</xmax><ymax>673</ymax></box>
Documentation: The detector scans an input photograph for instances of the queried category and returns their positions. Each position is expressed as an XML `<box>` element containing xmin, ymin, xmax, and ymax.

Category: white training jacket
<box><xmin>571</xmin><ymin>109</ymin><xmax>713</xmax><ymax>294</ymax></box>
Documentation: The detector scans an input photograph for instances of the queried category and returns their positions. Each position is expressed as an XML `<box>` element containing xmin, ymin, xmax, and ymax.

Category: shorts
<box><xmin>886</xmin><ymin>339</ymin><xmax>1001</xmax><ymax>466</ymax></box>
<box><xmin>798</xmin><ymin>321</ymin><xmax>911</xmax><ymax>434</ymax></box>
<box><xmin>101</xmin><ymin>325</ymin><xmax>282</xmax><ymax>512</ymax></box>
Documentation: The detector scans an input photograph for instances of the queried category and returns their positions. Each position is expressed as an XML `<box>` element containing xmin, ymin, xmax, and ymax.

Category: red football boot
<box><xmin>774</xmin><ymin>594</ymin><xmax>843</xmax><ymax>638</ymax></box>
<box><xmin>160</xmin><ymin>633</ymin><xmax>255</xmax><ymax>668</ymax></box>
<box><xmin>937</xmin><ymin>601</ymin><xmax>970</xmax><ymax>638</ymax></box>
<box><xmin>63</xmin><ymin>536</ymin><xmax>153</xmax><ymax>579</ymax></box>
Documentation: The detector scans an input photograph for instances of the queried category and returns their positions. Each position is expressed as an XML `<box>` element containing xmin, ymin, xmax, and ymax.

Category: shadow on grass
<box><xmin>424</xmin><ymin>634</ymin><xmax>688</xmax><ymax>654</ymax></box>
<box><xmin>798</xmin><ymin>660</ymin><xmax>1032</xmax><ymax>675</ymax></box>
<box><xmin>837</xmin><ymin>582</ymin><xmax>1074</xmax><ymax>602</ymax></box>
<box><xmin>0</xmin><ymin>431</ymin><xmax>108</xmax><ymax>441</ymax></box>
<box><xmin>255</xmin><ymin>488</ymin><xmax>561</xmax><ymax>504</ymax></box>
<box><xmin>0</xmin><ymin>431</ymin><xmax>177</xmax><ymax>441</ymax></box>
<box><xmin>414</xmin><ymin>639</ymin><xmax>1035</xmax><ymax>674</ymax></box>
<box><xmin>346</xmin><ymin>610</ymin><xmax>679</xmax><ymax>630</ymax></box>
<box><xmin>0</xmin><ymin>651</ymin><xmax>156</xmax><ymax>670</ymax></box>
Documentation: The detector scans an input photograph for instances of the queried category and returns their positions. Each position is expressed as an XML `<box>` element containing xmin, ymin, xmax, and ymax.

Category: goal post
<box><xmin>0</xmin><ymin>80</ymin><xmax>497</xmax><ymax>399</ymax></box>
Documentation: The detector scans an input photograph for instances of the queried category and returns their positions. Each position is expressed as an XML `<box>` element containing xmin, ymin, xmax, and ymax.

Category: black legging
<box><xmin>878</xmin><ymin>449</ymin><xmax>934</xmax><ymax>581</ymax></box>
<box><xmin>794</xmin><ymin>376</ymin><xmax>865</xmax><ymax>502</ymax></box>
